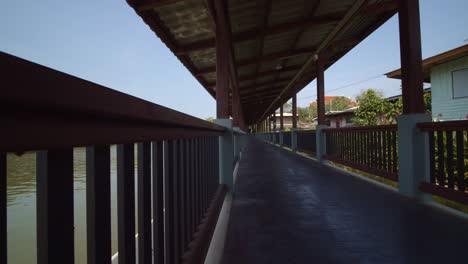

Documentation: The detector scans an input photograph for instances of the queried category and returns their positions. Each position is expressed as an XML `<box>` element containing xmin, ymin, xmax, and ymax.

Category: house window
<box><xmin>452</xmin><ymin>68</ymin><xmax>468</xmax><ymax>98</ymax></box>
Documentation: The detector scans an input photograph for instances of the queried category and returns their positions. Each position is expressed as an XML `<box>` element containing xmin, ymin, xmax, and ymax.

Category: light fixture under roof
<box><xmin>275</xmin><ymin>64</ymin><xmax>283</xmax><ymax>70</ymax></box>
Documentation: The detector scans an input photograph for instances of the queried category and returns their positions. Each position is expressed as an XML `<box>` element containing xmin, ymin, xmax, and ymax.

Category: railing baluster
<box><xmin>456</xmin><ymin>131</ymin><xmax>465</xmax><ymax>192</ymax></box>
<box><xmin>117</xmin><ymin>144</ymin><xmax>136</xmax><ymax>264</ymax></box>
<box><xmin>164</xmin><ymin>140</ymin><xmax>176</xmax><ymax>264</ymax></box>
<box><xmin>446</xmin><ymin>131</ymin><xmax>454</xmax><ymax>189</ymax></box>
<box><xmin>0</xmin><ymin>153</ymin><xmax>6</xmax><ymax>264</ymax></box>
<box><xmin>178</xmin><ymin>140</ymin><xmax>185</xmax><ymax>255</ymax></box>
<box><xmin>189</xmin><ymin>139</ymin><xmax>195</xmax><ymax>241</ymax></box>
<box><xmin>184</xmin><ymin>139</ymin><xmax>191</xmax><ymax>249</ymax></box>
<box><xmin>152</xmin><ymin>141</ymin><xmax>164</xmax><ymax>264</ymax></box>
<box><xmin>377</xmin><ymin>130</ymin><xmax>382</xmax><ymax>171</ymax></box>
<box><xmin>437</xmin><ymin>131</ymin><xmax>445</xmax><ymax>186</ymax></box>
<box><xmin>138</xmin><ymin>142</ymin><xmax>152</xmax><ymax>264</ymax></box>
<box><xmin>382</xmin><ymin>131</ymin><xmax>387</xmax><ymax>172</ymax></box>
<box><xmin>429</xmin><ymin>132</ymin><xmax>436</xmax><ymax>184</ymax></box>
<box><xmin>86</xmin><ymin>145</ymin><xmax>111</xmax><ymax>264</ymax></box>
<box><xmin>392</xmin><ymin>131</ymin><xmax>397</xmax><ymax>174</ymax></box>
<box><xmin>195</xmin><ymin>138</ymin><xmax>201</xmax><ymax>225</ymax></box>
<box><xmin>174</xmin><ymin>140</ymin><xmax>181</xmax><ymax>263</ymax></box>
<box><xmin>37</xmin><ymin>149</ymin><xmax>74</xmax><ymax>264</ymax></box>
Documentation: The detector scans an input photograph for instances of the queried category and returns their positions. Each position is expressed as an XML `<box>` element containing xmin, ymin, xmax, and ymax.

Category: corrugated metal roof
<box><xmin>127</xmin><ymin>0</ymin><xmax>398</xmax><ymax>124</ymax></box>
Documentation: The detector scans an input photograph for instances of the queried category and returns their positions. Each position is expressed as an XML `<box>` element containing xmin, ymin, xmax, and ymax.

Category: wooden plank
<box><xmin>164</xmin><ymin>140</ymin><xmax>176</xmax><ymax>264</ymax></box>
<box><xmin>0</xmin><ymin>52</ymin><xmax>223</xmax><ymax>134</ymax></box>
<box><xmin>173</xmin><ymin>140</ymin><xmax>181</xmax><ymax>264</ymax></box>
<box><xmin>138</xmin><ymin>142</ymin><xmax>152</xmax><ymax>264</ymax></box>
<box><xmin>429</xmin><ymin>132</ymin><xmax>436</xmax><ymax>184</ymax></box>
<box><xmin>37</xmin><ymin>149</ymin><xmax>74</xmax><ymax>264</ymax></box>
<box><xmin>0</xmin><ymin>153</ymin><xmax>6</xmax><ymax>264</ymax></box>
<box><xmin>456</xmin><ymin>131</ymin><xmax>465</xmax><ymax>191</ymax></box>
<box><xmin>392</xmin><ymin>131</ymin><xmax>397</xmax><ymax>174</ymax></box>
<box><xmin>178</xmin><ymin>139</ymin><xmax>186</xmax><ymax>255</ymax></box>
<box><xmin>420</xmin><ymin>182</ymin><xmax>468</xmax><ymax>206</ymax></box>
<box><xmin>446</xmin><ymin>131</ymin><xmax>454</xmax><ymax>189</ymax></box>
<box><xmin>152</xmin><ymin>141</ymin><xmax>165</xmax><ymax>264</ymax></box>
<box><xmin>86</xmin><ymin>145</ymin><xmax>111</xmax><ymax>264</ymax></box>
<box><xmin>437</xmin><ymin>131</ymin><xmax>445</xmax><ymax>186</ymax></box>
<box><xmin>117</xmin><ymin>144</ymin><xmax>136</xmax><ymax>264</ymax></box>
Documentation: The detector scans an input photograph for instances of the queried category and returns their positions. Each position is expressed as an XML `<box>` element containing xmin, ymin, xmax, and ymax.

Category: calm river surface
<box><xmin>6</xmin><ymin>146</ymin><xmax>135</xmax><ymax>263</ymax></box>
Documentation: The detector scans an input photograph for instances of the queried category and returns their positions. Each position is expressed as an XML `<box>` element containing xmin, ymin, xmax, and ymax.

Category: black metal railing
<box><xmin>0</xmin><ymin>52</ymin><xmax>226</xmax><ymax>264</ymax></box>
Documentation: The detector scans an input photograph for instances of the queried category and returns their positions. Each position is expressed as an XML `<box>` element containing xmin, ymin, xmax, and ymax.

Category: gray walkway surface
<box><xmin>222</xmin><ymin>138</ymin><xmax>468</xmax><ymax>264</ymax></box>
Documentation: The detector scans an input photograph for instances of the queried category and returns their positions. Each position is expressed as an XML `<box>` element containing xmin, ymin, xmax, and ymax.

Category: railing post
<box><xmin>214</xmin><ymin>119</ymin><xmax>234</xmax><ymax>190</ymax></box>
<box><xmin>316</xmin><ymin>125</ymin><xmax>328</xmax><ymax>163</ymax></box>
<box><xmin>291</xmin><ymin>128</ymin><xmax>297</xmax><ymax>152</ymax></box>
<box><xmin>279</xmin><ymin>131</ymin><xmax>284</xmax><ymax>146</ymax></box>
<box><xmin>397</xmin><ymin>114</ymin><xmax>432</xmax><ymax>200</ymax></box>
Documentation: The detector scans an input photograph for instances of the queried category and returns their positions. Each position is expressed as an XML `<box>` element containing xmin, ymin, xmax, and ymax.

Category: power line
<box><xmin>298</xmin><ymin>74</ymin><xmax>384</xmax><ymax>101</ymax></box>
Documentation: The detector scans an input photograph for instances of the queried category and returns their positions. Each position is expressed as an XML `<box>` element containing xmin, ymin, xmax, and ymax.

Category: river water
<box><xmin>6</xmin><ymin>146</ymin><xmax>130</xmax><ymax>264</ymax></box>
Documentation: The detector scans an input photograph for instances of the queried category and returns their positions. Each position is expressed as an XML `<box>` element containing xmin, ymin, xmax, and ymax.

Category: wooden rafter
<box><xmin>175</xmin><ymin>1</ymin><xmax>397</xmax><ymax>55</ymax></box>
<box><xmin>132</xmin><ymin>0</ymin><xmax>185</xmax><ymax>11</ymax></box>
<box><xmin>257</xmin><ymin>0</ymin><xmax>370</xmax><ymax>123</ymax></box>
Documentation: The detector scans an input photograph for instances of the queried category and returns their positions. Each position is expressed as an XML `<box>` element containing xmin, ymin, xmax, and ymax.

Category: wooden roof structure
<box><xmin>386</xmin><ymin>44</ymin><xmax>468</xmax><ymax>83</ymax></box>
<box><xmin>127</xmin><ymin>0</ymin><xmax>398</xmax><ymax>125</ymax></box>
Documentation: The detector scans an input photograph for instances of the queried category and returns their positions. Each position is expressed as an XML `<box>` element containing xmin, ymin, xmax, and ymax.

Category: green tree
<box><xmin>327</xmin><ymin>96</ymin><xmax>355</xmax><ymax>112</ymax></box>
<box><xmin>297</xmin><ymin>106</ymin><xmax>311</xmax><ymax>122</ymax></box>
<box><xmin>353</xmin><ymin>89</ymin><xmax>392</xmax><ymax>126</ymax></box>
<box><xmin>205</xmin><ymin>117</ymin><xmax>214</xmax><ymax>122</ymax></box>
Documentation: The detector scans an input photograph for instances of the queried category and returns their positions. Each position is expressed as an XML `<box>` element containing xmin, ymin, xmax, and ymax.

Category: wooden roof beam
<box><xmin>175</xmin><ymin>1</ymin><xmax>398</xmax><ymax>55</ymax></box>
<box><xmin>132</xmin><ymin>0</ymin><xmax>185</xmax><ymax>11</ymax></box>
<box><xmin>195</xmin><ymin>47</ymin><xmax>316</xmax><ymax>76</ymax></box>
<box><xmin>258</xmin><ymin>0</ymin><xmax>370</xmax><ymax>123</ymax></box>
<box><xmin>239</xmin><ymin>65</ymin><xmax>301</xmax><ymax>82</ymax></box>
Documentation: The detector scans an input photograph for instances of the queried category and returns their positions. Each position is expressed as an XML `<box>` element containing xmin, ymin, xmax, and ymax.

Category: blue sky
<box><xmin>1</xmin><ymin>0</ymin><xmax>467</xmax><ymax>119</ymax></box>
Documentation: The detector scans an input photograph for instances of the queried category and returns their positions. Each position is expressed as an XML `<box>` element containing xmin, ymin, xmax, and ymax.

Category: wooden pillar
<box><xmin>280</xmin><ymin>104</ymin><xmax>284</xmax><ymax>130</ymax></box>
<box><xmin>273</xmin><ymin>113</ymin><xmax>276</xmax><ymax>131</ymax></box>
<box><xmin>215</xmin><ymin>0</ymin><xmax>230</xmax><ymax>119</ymax></box>
<box><xmin>317</xmin><ymin>54</ymin><xmax>325</xmax><ymax>125</ymax></box>
<box><xmin>292</xmin><ymin>94</ymin><xmax>297</xmax><ymax>129</ymax></box>
<box><xmin>232</xmin><ymin>81</ymin><xmax>240</xmax><ymax>126</ymax></box>
<box><xmin>398</xmin><ymin>0</ymin><xmax>424</xmax><ymax>114</ymax></box>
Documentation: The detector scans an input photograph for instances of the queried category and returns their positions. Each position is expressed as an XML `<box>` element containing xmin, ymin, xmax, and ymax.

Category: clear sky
<box><xmin>1</xmin><ymin>0</ymin><xmax>467</xmax><ymax>120</ymax></box>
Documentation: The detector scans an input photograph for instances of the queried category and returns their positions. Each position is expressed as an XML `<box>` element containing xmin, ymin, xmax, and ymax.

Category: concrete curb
<box><xmin>204</xmin><ymin>152</ymin><xmax>241</xmax><ymax>263</ymax></box>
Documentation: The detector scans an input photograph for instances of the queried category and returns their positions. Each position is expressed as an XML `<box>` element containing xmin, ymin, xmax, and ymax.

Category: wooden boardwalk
<box><xmin>222</xmin><ymin>138</ymin><xmax>468</xmax><ymax>264</ymax></box>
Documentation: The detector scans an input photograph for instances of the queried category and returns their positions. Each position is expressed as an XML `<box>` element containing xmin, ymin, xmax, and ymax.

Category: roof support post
<box><xmin>232</xmin><ymin>79</ymin><xmax>240</xmax><ymax>127</ymax></box>
<box><xmin>280</xmin><ymin>104</ymin><xmax>284</xmax><ymax>130</ymax></box>
<box><xmin>292</xmin><ymin>94</ymin><xmax>297</xmax><ymax>129</ymax></box>
<box><xmin>273</xmin><ymin>113</ymin><xmax>276</xmax><ymax>131</ymax></box>
<box><xmin>215</xmin><ymin>0</ymin><xmax>230</xmax><ymax>119</ymax></box>
<box><xmin>316</xmin><ymin>54</ymin><xmax>326</xmax><ymax>125</ymax></box>
<box><xmin>398</xmin><ymin>0</ymin><xmax>424</xmax><ymax>114</ymax></box>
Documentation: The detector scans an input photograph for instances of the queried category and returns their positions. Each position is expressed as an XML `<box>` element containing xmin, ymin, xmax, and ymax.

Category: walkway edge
<box><xmin>204</xmin><ymin>154</ymin><xmax>240</xmax><ymax>264</ymax></box>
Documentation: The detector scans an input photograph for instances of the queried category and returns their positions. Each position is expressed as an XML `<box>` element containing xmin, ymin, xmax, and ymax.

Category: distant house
<box><xmin>272</xmin><ymin>112</ymin><xmax>295</xmax><ymax>128</ymax></box>
<box><xmin>386</xmin><ymin>44</ymin><xmax>468</xmax><ymax>120</ymax></box>
<box><xmin>326</xmin><ymin>106</ymin><xmax>358</xmax><ymax>128</ymax></box>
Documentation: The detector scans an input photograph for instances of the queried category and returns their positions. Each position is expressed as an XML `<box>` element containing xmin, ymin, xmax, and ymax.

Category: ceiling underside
<box><xmin>127</xmin><ymin>0</ymin><xmax>398</xmax><ymax>125</ymax></box>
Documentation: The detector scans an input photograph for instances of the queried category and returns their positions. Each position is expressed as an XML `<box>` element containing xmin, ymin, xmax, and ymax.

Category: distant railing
<box><xmin>418</xmin><ymin>120</ymin><xmax>468</xmax><ymax>205</ymax></box>
<box><xmin>323</xmin><ymin>125</ymin><xmax>399</xmax><ymax>181</ymax></box>
<box><xmin>283</xmin><ymin>131</ymin><xmax>292</xmax><ymax>148</ymax></box>
<box><xmin>0</xmin><ymin>52</ymin><xmax>226</xmax><ymax>264</ymax></box>
<box><xmin>296</xmin><ymin>130</ymin><xmax>316</xmax><ymax>155</ymax></box>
